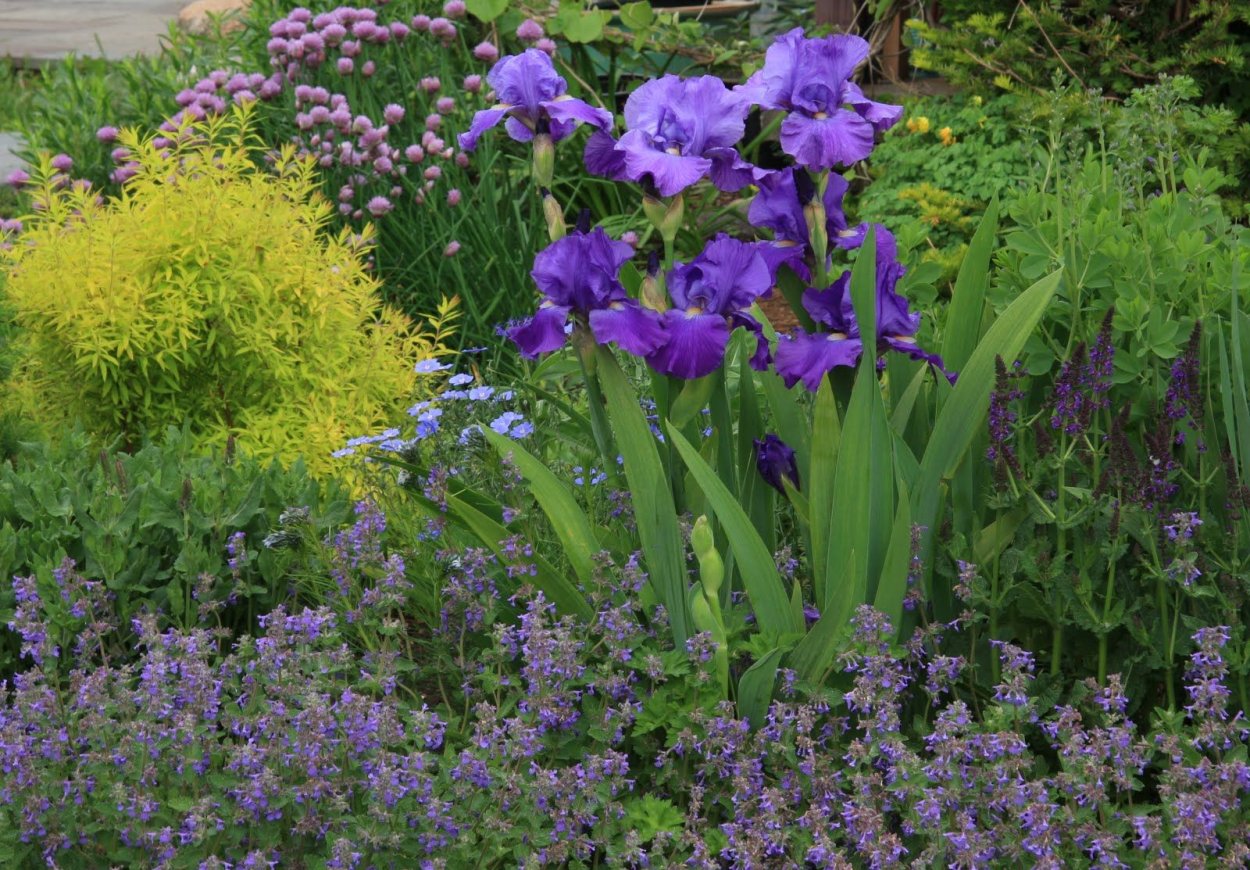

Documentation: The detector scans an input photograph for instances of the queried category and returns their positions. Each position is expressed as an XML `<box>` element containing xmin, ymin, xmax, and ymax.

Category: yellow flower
<box><xmin>906</xmin><ymin>115</ymin><xmax>931</xmax><ymax>134</ymax></box>
<box><xmin>938</xmin><ymin>126</ymin><xmax>955</xmax><ymax>146</ymax></box>
<box><xmin>972</xmin><ymin>95</ymin><xmax>983</xmax><ymax>107</ymax></box>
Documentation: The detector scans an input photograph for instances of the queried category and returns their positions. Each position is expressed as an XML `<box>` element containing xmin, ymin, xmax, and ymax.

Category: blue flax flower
<box><xmin>584</xmin><ymin>75</ymin><xmax>758</xmax><ymax>197</ymax></box>
<box><xmin>740</xmin><ymin>28</ymin><xmax>902</xmax><ymax>171</ymax></box>
<box><xmin>458</xmin><ymin>49</ymin><xmax>613</xmax><ymax>151</ymax></box>
<box><xmin>647</xmin><ymin>235</ymin><xmax>773</xmax><ymax>379</ymax></box>
<box><xmin>774</xmin><ymin>227</ymin><xmax>949</xmax><ymax>390</ymax></box>
<box><xmin>508</xmin><ymin>227</ymin><xmax>664</xmax><ymax>359</ymax></box>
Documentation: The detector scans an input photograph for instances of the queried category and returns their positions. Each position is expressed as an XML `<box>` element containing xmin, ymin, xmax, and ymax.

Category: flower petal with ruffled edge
<box><xmin>508</xmin><ymin>304</ymin><xmax>571</xmax><ymax>359</ymax></box>
<box><xmin>458</xmin><ymin>107</ymin><xmax>510</xmax><ymax>152</ymax></box>
<box><xmin>530</xmin><ymin>228</ymin><xmax>633</xmax><ymax>310</ymax></box>
<box><xmin>589</xmin><ymin>302</ymin><xmax>667</xmax><ymax>357</ymax></box>
<box><xmin>648</xmin><ymin>310</ymin><xmax>732</xmax><ymax>379</ymax></box>
<box><xmin>730</xmin><ymin>311</ymin><xmax>773</xmax><ymax>371</ymax></box>
<box><xmin>779</xmin><ymin>110</ymin><xmax>876</xmax><ymax>171</ymax></box>
<box><xmin>843</xmin><ymin>82</ymin><xmax>905</xmax><ymax>130</ymax></box>
<box><xmin>583</xmin><ymin>130</ymin><xmax>628</xmax><ymax>180</ymax></box>
<box><xmin>544</xmin><ymin>96</ymin><xmax>614</xmax><ymax>141</ymax></box>
<box><xmin>617</xmin><ymin>129</ymin><xmax>713</xmax><ymax>197</ymax></box>
<box><xmin>774</xmin><ymin>329</ymin><xmax>863</xmax><ymax>391</ymax></box>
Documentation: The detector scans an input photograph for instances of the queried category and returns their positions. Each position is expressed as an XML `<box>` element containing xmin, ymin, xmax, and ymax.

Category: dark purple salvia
<box><xmin>1086</xmin><ymin>308</ymin><xmax>1116</xmax><ymax>412</ymax></box>
<box><xmin>1166</xmin><ymin>322</ymin><xmax>1204</xmax><ymax>446</ymax></box>
<box><xmin>1050</xmin><ymin>342</ymin><xmax>1092</xmax><ymax>435</ymax></box>
<box><xmin>987</xmin><ymin>355</ymin><xmax>1026</xmax><ymax>480</ymax></box>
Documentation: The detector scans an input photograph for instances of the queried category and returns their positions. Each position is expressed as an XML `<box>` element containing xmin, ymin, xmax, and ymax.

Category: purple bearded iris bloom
<box><xmin>774</xmin><ymin>226</ymin><xmax>948</xmax><ymax>390</ymax></box>
<box><xmin>740</xmin><ymin>28</ymin><xmax>902</xmax><ymax>171</ymax></box>
<box><xmin>458</xmin><ymin>49</ymin><xmax>612</xmax><ymax>151</ymax></box>
<box><xmin>584</xmin><ymin>75</ymin><xmax>758</xmax><ymax>197</ymax></box>
<box><xmin>748</xmin><ymin>167</ymin><xmax>868</xmax><ymax>281</ymax></box>
<box><xmin>508</xmin><ymin>227</ymin><xmax>664</xmax><ymax>359</ymax></box>
<box><xmin>754</xmin><ymin>434</ymin><xmax>800</xmax><ymax>494</ymax></box>
<box><xmin>647</xmin><ymin>236</ymin><xmax>773</xmax><ymax>379</ymax></box>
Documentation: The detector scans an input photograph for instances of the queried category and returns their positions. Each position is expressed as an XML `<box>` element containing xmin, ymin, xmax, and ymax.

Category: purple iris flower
<box><xmin>507</xmin><ymin>227</ymin><xmax>664</xmax><ymax>359</ymax></box>
<box><xmin>739</xmin><ymin>28</ymin><xmax>902</xmax><ymax>171</ymax></box>
<box><xmin>458</xmin><ymin>49</ymin><xmax>613</xmax><ymax>152</ymax></box>
<box><xmin>584</xmin><ymin>75</ymin><xmax>758</xmax><ymax>197</ymax></box>
<box><xmin>774</xmin><ymin>226</ymin><xmax>948</xmax><ymax>391</ymax></box>
<box><xmin>750</xmin><ymin>167</ymin><xmax>867</xmax><ymax>251</ymax></box>
<box><xmin>647</xmin><ymin>236</ymin><xmax>773</xmax><ymax>379</ymax></box>
<box><xmin>754</xmin><ymin>434</ymin><xmax>800</xmax><ymax>494</ymax></box>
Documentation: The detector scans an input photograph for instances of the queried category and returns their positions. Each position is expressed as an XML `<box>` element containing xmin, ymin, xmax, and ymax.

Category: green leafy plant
<box><xmin>1</xmin><ymin>107</ymin><xmax>452</xmax><ymax>474</ymax></box>
<box><xmin>0</xmin><ymin>428</ymin><xmax>353</xmax><ymax>677</ymax></box>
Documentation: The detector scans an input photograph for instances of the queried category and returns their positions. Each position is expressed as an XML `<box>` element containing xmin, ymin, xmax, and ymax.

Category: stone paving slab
<box><xmin>0</xmin><ymin>0</ymin><xmax>188</xmax><ymax>62</ymax></box>
<box><xmin>0</xmin><ymin>131</ymin><xmax>25</xmax><ymax>181</ymax></box>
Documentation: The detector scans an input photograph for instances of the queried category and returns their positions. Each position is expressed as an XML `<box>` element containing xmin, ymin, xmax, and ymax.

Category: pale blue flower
<box><xmin>415</xmin><ymin>358</ymin><xmax>453</xmax><ymax>373</ymax></box>
<box><xmin>449</xmin><ymin>373</ymin><xmax>475</xmax><ymax>386</ymax></box>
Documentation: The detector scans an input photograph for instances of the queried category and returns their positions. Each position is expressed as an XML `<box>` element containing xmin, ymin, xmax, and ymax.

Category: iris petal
<box><xmin>648</xmin><ymin>310</ymin><xmax>731</xmax><ymax>379</ymax></box>
<box><xmin>590</xmin><ymin>303</ymin><xmax>667</xmax><ymax>356</ymax></box>
<box><xmin>508</xmin><ymin>305</ymin><xmax>571</xmax><ymax>359</ymax></box>
<box><xmin>774</xmin><ymin>329</ymin><xmax>863</xmax><ymax>391</ymax></box>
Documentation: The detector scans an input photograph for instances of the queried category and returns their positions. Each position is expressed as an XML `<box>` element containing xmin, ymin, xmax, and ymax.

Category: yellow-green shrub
<box><xmin>1</xmin><ymin>108</ymin><xmax>453</xmax><ymax>475</ymax></box>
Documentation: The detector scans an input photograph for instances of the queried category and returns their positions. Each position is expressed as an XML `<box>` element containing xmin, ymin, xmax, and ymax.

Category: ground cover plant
<box><xmin>3</xmin><ymin>1</ymin><xmax>1250</xmax><ymax>866</ymax></box>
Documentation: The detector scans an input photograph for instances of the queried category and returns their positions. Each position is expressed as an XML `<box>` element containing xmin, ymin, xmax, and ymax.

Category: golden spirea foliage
<box><xmin>1</xmin><ymin>107</ymin><xmax>454</xmax><ymax>475</ymax></box>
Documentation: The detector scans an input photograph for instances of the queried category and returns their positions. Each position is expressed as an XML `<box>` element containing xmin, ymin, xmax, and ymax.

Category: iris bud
<box><xmin>532</xmin><ymin>130</ymin><xmax>555</xmax><ymax>187</ymax></box>
<box><xmin>642</xmin><ymin>192</ymin><xmax>683</xmax><ymax>244</ymax></box>
<box><xmin>691</xmin><ymin>515</ymin><xmax>723</xmax><ymax>599</ymax></box>
<box><xmin>541</xmin><ymin>189</ymin><xmax>565</xmax><ymax>241</ymax></box>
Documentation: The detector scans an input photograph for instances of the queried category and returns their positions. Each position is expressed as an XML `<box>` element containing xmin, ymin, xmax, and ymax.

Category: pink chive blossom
<box><xmin>427</xmin><ymin>137</ymin><xmax>446</xmax><ymax>152</ymax></box>
<box><xmin>366</xmin><ymin>196</ymin><xmax>393</xmax><ymax>216</ymax></box>
<box><xmin>443</xmin><ymin>0</ymin><xmax>466</xmax><ymax>18</ymax></box>
<box><xmin>473</xmin><ymin>41</ymin><xmax>499</xmax><ymax>62</ymax></box>
<box><xmin>352</xmin><ymin>209</ymin><xmax>363</xmax><ymax>220</ymax></box>
<box><xmin>424</xmin><ymin>166</ymin><xmax>442</xmax><ymax>181</ymax></box>
<box><xmin>463</xmin><ymin>74</ymin><xmax>482</xmax><ymax>93</ymax></box>
<box><xmin>110</xmin><ymin>147</ymin><xmax>129</xmax><ymax>162</ymax></box>
<box><xmin>441</xmin><ymin>147</ymin><xmax>454</xmax><ymax>159</ymax></box>
<box><xmin>536</xmin><ymin>38</ymin><xmax>557</xmax><ymax>55</ymax></box>
<box><xmin>339</xmin><ymin>202</ymin><xmax>353</xmax><ymax>215</ymax></box>
<box><xmin>259</xmin><ymin>78</ymin><xmax>283</xmax><ymax>100</ymax></box>
<box><xmin>341</xmin><ymin>39</ymin><xmax>360</xmax><ymax>57</ymax></box>
<box><xmin>455</xmin><ymin>152</ymin><xmax>470</xmax><ymax>168</ymax></box>
<box><xmin>233</xmin><ymin>90</ymin><xmax>256</xmax><ymax>104</ymax></box>
<box><xmin>51</xmin><ymin>154</ymin><xmax>74</xmax><ymax>172</ymax></box>
<box><xmin>322</xmin><ymin>22</ymin><xmax>347</xmax><ymax>42</ymax></box>
<box><xmin>412</xmin><ymin>14</ymin><xmax>431</xmax><ymax>31</ymax></box>
<box><xmin>383</xmin><ymin>104</ymin><xmax>405</xmax><ymax>125</ymax></box>
<box><xmin>444</xmin><ymin>240</ymin><xmax>461</xmax><ymax>257</ymax></box>
<box><xmin>436</xmin><ymin>97</ymin><xmax>455</xmax><ymax>114</ymax></box>
<box><xmin>421</xmin><ymin>77</ymin><xmax>441</xmax><ymax>93</ymax></box>
<box><xmin>446</xmin><ymin>189</ymin><xmax>461</xmax><ymax>206</ymax></box>
<box><xmin>390</xmin><ymin>22</ymin><xmax>410</xmax><ymax>40</ymax></box>
<box><xmin>425</xmin><ymin>114</ymin><xmax>442</xmax><ymax>131</ymax></box>
<box><xmin>405</xmin><ymin>144</ymin><xmax>425</xmax><ymax>162</ymax></box>
<box><xmin>390</xmin><ymin>185</ymin><xmax>402</xmax><ymax>197</ymax></box>
<box><xmin>517</xmin><ymin>19</ymin><xmax>544</xmax><ymax>41</ymax></box>
<box><xmin>621</xmin><ymin>231</ymin><xmax>640</xmax><ymax>247</ymax></box>
<box><xmin>362</xmin><ymin>60</ymin><xmax>376</xmax><ymax>77</ymax></box>
<box><xmin>338</xmin><ymin>185</ymin><xmax>355</xmax><ymax>202</ymax></box>
<box><xmin>429</xmin><ymin>17</ymin><xmax>453</xmax><ymax>36</ymax></box>
<box><xmin>374</xmin><ymin>156</ymin><xmax>394</xmax><ymax>173</ymax></box>
<box><xmin>96</xmin><ymin>126</ymin><xmax>119</xmax><ymax>142</ymax></box>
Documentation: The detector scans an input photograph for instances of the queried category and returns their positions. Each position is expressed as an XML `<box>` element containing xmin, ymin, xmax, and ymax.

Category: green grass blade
<box><xmin>444</xmin><ymin>493</ymin><xmax>592</xmax><ymax>619</ymax></box>
<box><xmin>941</xmin><ymin>196</ymin><xmax>1000</xmax><ymax>374</ymax></box>
<box><xmin>787</xmin><ymin>551</ymin><xmax>856</xmax><ymax>684</ymax></box>
<box><xmin>596</xmin><ymin>347</ymin><xmax>691</xmax><ymax>643</ymax></box>
<box><xmin>737</xmin><ymin>647</ymin><xmax>786</xmax><ymax>729</ymax></box>
<box><xmin>913</xmin><ymin>270</ymin><xmax>1062</xmax><ymax>533</ymax></box>
<box><xmin>807</xmin><ymin>378</ymin><xmax>840</xmax><ymax>606</ymax></box>
<box><xmin>482</xmin><ymin>428</ymin><xmax>602</xmax><ymax>594</ymax></box>
<box><xmin>667</xmin><ymin>426</ymin><xmax>802</xmax><ymax>638</ymax></box>
<box><xmin>872</xmin><ymin>477</ymin><xmax>912</xmax><ymax>630</ymax></box>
